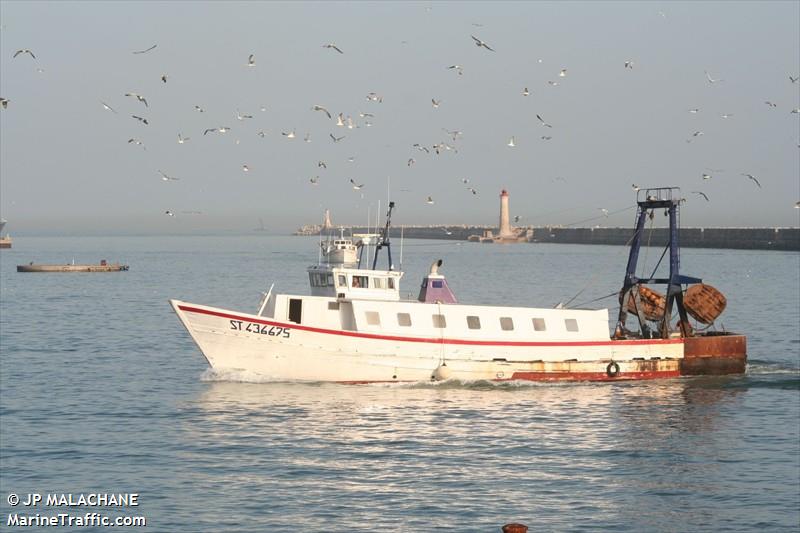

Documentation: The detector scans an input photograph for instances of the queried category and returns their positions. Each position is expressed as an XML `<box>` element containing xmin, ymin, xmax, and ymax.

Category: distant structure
<box><xmin>294</xmin><ymin>209</ymin><xmax>332</xmax><ymax>235</ymax></box>
<box><xmin>0</xmin><ymin>219</ymin><xmax>11</xmax><ymax>249</ymax></box>
<box><xmin>468</xmin><ymin>189</ymin><xmax>529</xmax><ymax>243</ymax></box>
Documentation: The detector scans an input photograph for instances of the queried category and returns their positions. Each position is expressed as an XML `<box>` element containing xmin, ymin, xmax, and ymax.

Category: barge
<box><xmin>18</xmin><ymin>260</ymin><xmax>129</xmax><ymax>272</ymax></box>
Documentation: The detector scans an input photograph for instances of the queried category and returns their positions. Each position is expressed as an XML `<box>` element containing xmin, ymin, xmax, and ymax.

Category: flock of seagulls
<box><xmin>2</xmin><ymin>16</ymin><xmax>798</xmax><ymax>222</ymax></box>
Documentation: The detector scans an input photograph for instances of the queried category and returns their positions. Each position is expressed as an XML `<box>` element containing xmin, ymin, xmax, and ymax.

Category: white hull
<box><xmin>171</xmin><ymin>299</ymin><xmax>684</xmax><ymax>382</ymax></box>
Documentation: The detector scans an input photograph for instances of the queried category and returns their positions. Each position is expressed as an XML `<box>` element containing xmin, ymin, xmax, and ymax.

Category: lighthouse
<box><xmin>322</xmin><ymin>209</ymin><xmax>333</xmax><ymax>230</ymax></box>
<box><xmin>499</xmin><ymin>189</ymin><xmax>513</xmax><ymax>238</ymax></box>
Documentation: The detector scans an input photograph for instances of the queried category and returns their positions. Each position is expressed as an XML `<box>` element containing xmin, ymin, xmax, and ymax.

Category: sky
<box><xmin>0</xmin><ymin>1</ymin><xmax>798</xmax><ymax>235</ymax></box>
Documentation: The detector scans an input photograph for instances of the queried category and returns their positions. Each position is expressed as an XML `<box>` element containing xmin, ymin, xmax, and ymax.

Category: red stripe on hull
<box><xmin>178</xmin><ymin>304</ymin><xmax>684</xmax><ymax>349</ymax></box>
<box><xmin>506</xmin><ymin>370</ymin><xmax>681</xmax><ymax>381</ymax></box>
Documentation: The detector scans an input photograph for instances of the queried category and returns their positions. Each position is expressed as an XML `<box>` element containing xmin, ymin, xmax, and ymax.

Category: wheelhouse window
<box><xmin>372</xmin><ymin>277</ymin><xmax>385</xmax><ymax>289</ymax></box>
<box><xmin>431</xmin><ymin>280</ymin><xmax>444</xmax><ymax>288</ymax></box>
<box><xmin>532</xmin><ymin>318</ymin><xmax>547</xmax><ymax>331</ymax></box>
<box><xmin>565</xmin><ymin>318</ymin><xmax>579</xmax><ymax>332</ymax></box>
<box><xmin>500</xmin><ymin>317</ymin><xmax>514</xmax><ymax>331</ymax></box>
<box><xmin>388</xmin><ymin>278</ymin><xmax>395</xmax><ymax>289</ymax></box>
<box><xmin>466</xmin><ymin>316</ymin><xmax>481</xmax><ymax>329</ymax></box>
<box><xmin>338</xmin><ymin>275</ymin><xmax>347</xmax><ymax>287</ymax></box>
<box><xmin>352</xmin><ymin>275</ymin><xmax>368</xmax><ymax>288</ymax></box>
<box><xmin>432</xmin><ymin>314</ymin><xmax>447</xmax><ymax>328</ymax></box>
<box><xmin>326</xmin><ymin>274</ymin><xmax>334</xmax><ymax>286</ymax></box>
<box><xmin>365</xmin><ymin>311</ymin><xmax>381</xmax><ymax>326</ymax></box>
<box><xmin>397</xmin><ymin>313</ymin><xmax>412</xmax><ymax>327</ymax></box>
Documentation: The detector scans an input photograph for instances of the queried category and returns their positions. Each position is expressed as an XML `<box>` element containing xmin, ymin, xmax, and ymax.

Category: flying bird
<box><xmin>127</xmin><ymin>138</ymin><xmax>145</xmax><ymax>149</ymax></box>
<box><xmin>158</xmin><ymin>170</ymin><xmax>179</xmax><ymax>181</ymax></box>
<box><xmin>721</xmin><ymin>113</ymin><xmax>734</xmax><ymax>119</ymax></box>
<box><xmin>688</xmin><ymin>108</ymin><xmax>700</xmax><ymax>114</ymax></box>
<box><xmin>791</xmin><ymin>108</ymin><xmax>800</xmax><ymax>114</ymax></box>
<box><xmin>692</xmin><ymin>191</ymin><xmax>710</xmax><ymax>201</ymax></box>
<box><xmin>132</xmin><ymin>115</ymin><xmax>149</xmax><ymax>125</ymax></box>
<box><xmin>310</xmin><ymin>176</ymin><xmax>319</xmax><ymax>185</ymax></box>
<box><xmin>124</xmin><ymin>92</ymin><xmax>148</xmax><ymax>107</ymax></box>
<box><xmin>330</xmin><ymin>133</ymin><xmax>344</xmax><ymax>143</ymax></box>
<box><xmin>559</xmin><ymin>68</ymin><xmax>567</xmax><ymax>77</ymax></box>
<box><xmin>242</xmin><ymin>165</ymin><xmax>250</xmax><ymax>172</ymax></box>
<box><xmin>132</xmin><ymin>44</ymin><xmax>157</xmax><ymax>55</ymax></box>
<box><xmin>203</xmin><ymin>128</ymin><xmax>217</xmax><ymax>135</ymax></box>
<box><xmin>323</xmin><ymin>43</ymin><xmax>344</xmax><ymax>54</ymax></box>
<box><xmin>408</xmin><ymin>158</ymin><xmax>415</xmax><ymax>166</ymax></box>
<box><xmin>790</xmin><ymin>75</ymin><xmax>798</xmax><ymax>83</ymax></box>
<box><xmin>701</xmin><ymin>173</ymin><xmax>712</xmax><ymax>180</ymax></box>
<box><xmin>431</xmin><ymin>98</ymin><xmax>441</xmax><ymax>108</ymax></box>
<box><xmin>236</xmin><ymin>109</ymin><xmax>253</xmax><ymax>120</ymax></box>
<box><xmin>312</xmin><ymin>105</ymin><xmax>332</xmax><ymax>119</ymax></box>
<box><xmin>599</xmin><ymin>208</ymin><xmax>609</xmax><ymax>217</ymax></box>
<box><xmin>413</xmin><ymin>143</ymin><xmax>430</xmax><ymax>153</ymax></box>
<box><xmin>507</xmin><ymin>136</ymin><xmax>516</xmax><ymax>147</ymax></box>
<box><xmin>426</xmin><ymin>196</ymin><xmax>435</xmax><ymax>204</ymax></box>
<box><xmin>705</xmin><ymin>70</ymin><xmax>723</xmax><ymax>84</ymax></box>
<box><xmin>13</xmin><ymin>49</ymin><xmax>36</xmax><ymax>59</ymax></box>
<box><xmin>536</xmin><ymin>114</ymin><xmax>552</xmax><ymax>127</ymax></box>
<box><xmin>366</xmin><ymin>92</ymin><xmax>383</xmax><ymax>102</ymax></box>
<box><xmin>0</xmin><ymin>97</ymin><xmax>8</xmax><ymax>109</ymax></box>
<box><xmin>624</xmin><ymin>60</ymin><xmax>634</xmax><ymax>69</ymax></box>
<box><xmin>247</xmin><ymin>54</ymin><xmax>255</xmax><ymax>67</ymax></box>
<box><xmin>541</xmin><ymin>136</ymin><xmax>552</xmax><ymax>141</ymax></box>
<box><xmin>467</xmin><ymin>187</ymin><xmax>477</xmax><ymax>195</ymax></box>
<box><xmin>447</xmin><ymin>65</ymin><xmax>464</xmax><ymax>75</ymax></box>
<box><xmin>282</xmin><ymin>130</ymin><xmax>296</xmax><ymax>138</ymax></box>
<box><xmin>257</xmin><ymin>130</ymin><xmax>266</xmax><ymax>138</ymax></box>
<box><xmin>318</xmin><ymin>160</ymin><xmax>327</xmax><ymax>169</ymax></box>
<box><xmin>741</xmin><ymin>173</ymin><xmax>762</xmax><ymax>188</ymax></box>
<box><xmin>514</xmin><ymin>215</ymin><xmax>521</xmax><ymax>223</ymax></box>
<box><xmin>632</xmin><ymin>184</ymin><xmax>640</xmax><ymax>192</ymax></box>
<box><xmin>350</xmin><ymin>179</ymin><xmax>364</xmax><ymax>190</ymax></box>
<box><xmin>522</xmin><ymin>87</ymin><xmax>529</xmax><ymax>96</ymax></box>
<box><xmin>194</xmin><ymin>105</ymin><xmax>205</xmax><ymax>113</ymax></box>
<box><xmin>764</xmin><ymin>101</ymin><xmax>777</xmax><ymax>108</ymax></box>
<box><xmin>177</xmin><ymin>133</ymin><xmax>190</xmax><ymax>144</ymax></box>
<box><xmin>304</xmin><ymin>132</ymin><xmax>312</xmax><ymax>142</ymax></box>
<box><xmin>165</xmin><ymin>210</ymin><xmax>175</xmax><ymax>217</ymax></box>
<box><xmin>100</xmin><ymin>101</ymin><xmax>117</xmax><ymax>113</ymax></box>
<box><xmin>161</xmin><ymin>74</ymin><xmax>168</xmax><ymax>83</ymax></box>
<box><xmin>471</xmin><ymin>35</ymin><xmax>495</xmax><ymax>51</ymax></box>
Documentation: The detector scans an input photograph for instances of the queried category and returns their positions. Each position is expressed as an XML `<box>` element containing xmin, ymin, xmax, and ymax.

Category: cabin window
<box><xmin>288</xmin><ymin>299</ymin><xmax>302</xmax><ymax>324</ymax></box>
<box><xmin>365</xmin><ymin>311</ymin><xmax>381</xmax><ymax>326</ymax></box>
<box><xmin>432</xmin><ymin>314</ymin><xmax>447</xmax><ymax>328</ymax></box>
<box><xmin>328</xmin><ymin>302</ymin><xmax>339</xmax><ymax>310</ymax></box>
<box><xmin>326</xmin><ymin>274</ymin><xmax>334</xmax><ymax>286</ymax></box>
<box><xmin>500</xmin><ymin>317</ymin><xmax>514</xmax><ymax>331</ymax></box>
<box><xmin>397</xmin><ymin>313</ymin><xmax>412</xmax><ymax>327</ymax></box>
<box><xmin>388</xmin><ymin>278</ymin><xmax>395</xmax><ymax>289</ymax></box>
<box><xmin>308</xmin><ymin>273</ymin><xmax>317</xmax><ymax>287</ymax></box>
<box><xmin>532</xmin><ymin>318</ymin><xmax>547</xmax><ymax>331</ymax></box>
<box><xmin>466</xmin><ymin>316</ymin><xmax>481</xmax><ymax>329</ymax></box>
<box><xmin>565</xmin><ymin>318</ymin><xmax>579</xmax><ymax>332</ymax></box>
<box><xmin>352</xmin><ymin>275</ymin><xmax>368</xmax><ymax>288</ymax></box>
<box><xmin>372</xmin><ymin>277</ymin><xmax>385</xmax><ymax>289</ymax></box>
<box><xmin>432</xmin><ymin>280</ymin><xmax>444</xmax><ymax>289</ymax></box>
<box><xmin>338</xmin><ymin>275</ymin><xmax>347</xmax><ymax>287</ymax></box>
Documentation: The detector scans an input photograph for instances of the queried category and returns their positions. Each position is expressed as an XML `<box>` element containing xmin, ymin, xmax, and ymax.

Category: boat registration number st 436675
<box><xmin>230</xmin><ymin>320</ymin><xmax>291</xmax><ymax>338</ymax></box>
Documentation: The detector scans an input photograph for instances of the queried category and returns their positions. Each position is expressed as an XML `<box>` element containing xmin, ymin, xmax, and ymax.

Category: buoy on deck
<box><xmin>431</xmin><ymin>363</ymin><xmax>452</xmax><ymax>381</ymax></box>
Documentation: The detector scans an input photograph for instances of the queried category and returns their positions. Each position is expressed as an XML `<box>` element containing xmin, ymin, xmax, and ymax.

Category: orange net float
<box><xmin>622</xmin><ymin>285</ymin><xmax>666</xmax><ymax>321</ymax></box>
<box><xmin>684</xmin><ymin>283</ymin><xmax>727</xmax><ymax>324</ymax></box>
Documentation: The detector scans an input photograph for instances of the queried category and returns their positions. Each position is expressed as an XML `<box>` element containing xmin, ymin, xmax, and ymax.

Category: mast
<box><xmin>372</xmin><ymin>201</ymin><xmax>395</xmax><ymax>270</ymax></box>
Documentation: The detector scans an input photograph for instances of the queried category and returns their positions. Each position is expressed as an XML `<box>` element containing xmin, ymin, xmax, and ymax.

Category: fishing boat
<box><xmin>171</xmin><ymin>188</ymin><xmax>746</xmax><ymax>383</ymax></box>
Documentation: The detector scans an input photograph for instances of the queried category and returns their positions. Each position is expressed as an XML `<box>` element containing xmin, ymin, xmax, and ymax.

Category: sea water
<box><xmin>0</xmin><ymin>236</ymin><xmax>797</xmax><ymax>532</ymax></box>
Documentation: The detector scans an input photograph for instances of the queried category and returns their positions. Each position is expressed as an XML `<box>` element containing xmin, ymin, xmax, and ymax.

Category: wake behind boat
<box><xmin>171</xmin><ymin>188</ymin><xmax>746</xmax><ymax>383</ymax></box>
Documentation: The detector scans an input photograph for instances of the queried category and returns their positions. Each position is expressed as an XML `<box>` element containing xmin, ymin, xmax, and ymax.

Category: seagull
<box><xmin>0</xmin><ymin>97</ymin><xmax>8</xmax><ymax>109</ymax></box>
<box><xmin>599</xmin><ymin>208</ymin><xmax>609</xmax><ymax>217</ymax></box>
<box><xmin>443</xmin><ymin>228</ymin><xmax>453</xmax><ymax>235</ymax></box>
<box><xmin>177</xmin><ymin>133</ymin><xmax>190</xmax><ymax>143</ymax></box>
<box><xmin>426</xmin><ymin>196</ymin><xmax>435</xmax><ymax>204</ymax></box>
<box><xmin>522</xmin><ymin>87</ymin><xmax>529</xmax><ymax>96</ymax></box>
<box><xmin>507</xmin><ymin>136</ymin><xmax>516</xmax><ymax>147</ymax></box>
<box><xmin>764</xmin><ymin>101</ymin><xmax>777</xmax><ymax>108</ymax></box>
<box><xmin>282</xmin><ymin>130</ymin><xmax>295</xmax><ymax>138</ymax></box>
<box><xmin>236</xmin><ymin>109</ymin><xmax>253</xmax><ymax>120</ymax></box>
<box><xmin>792</xmin><ymin>108</ymin><xmax>800</xmax><ymax>114</ymax></box>
<box><xmin>692</xmin><ymin>191</ymin><xmax>710</xmax><ymax>201</ymax></box>
<box><xmin>687</xmin><ymin>131</ymin><xmax>704</xmax><ymax>143</ymax></box>
<box><xmin>127</xmin><ymin>138</ymin><xmax>145</xmax><ymax>149</ymax></box>
<box><xmin>461</xmin><ymin>178</ymin><xmax>470</xmax><ymax>184</ymax></box>
<box><xmin>359</xmin><ymin>112</ymin><xmax>374</xmax><ymax>118</ymax></box>
<box><xmin>632</xmin><ymin>184</ymin><xmax>640</xmax><ymax>192</ymax></box>
<box><xmin>100</xmin><ymin>101</ymin><xmax>117</xmax><ymax>113</ymax></box>
<box><xmin>257</xmin><ymin>130</ymin><xmax>266</xmax><ymax>138</ymax></box>
<box><xmin>443</xmin><ymin>129</ymin><xmax>462</xmax><ymax>141</ymax></box>
<box><xmin>350</xmin><ymin>179</ymin><xmax>364</xmax><ymax>190</ymax></box>
<box><xmin>688</xmin><ymin>108</ymin><xmax>700</xmax><ymax>114</ymax></box>
<box><xmin>624</xmin><ymin>60</ymin><xmax>634</xmax><ymax>69</ymax></box>
<box><xmin>304</xmin><ymin>132</ymin><xmax>312</xmax><ymax>143</ymax></box>
<box><xmin>741</xmin><ymin>173</ymin><xmax>762</xmax><ymax>188</ymax></box>
<box><xmin>431</xmin><ymin>98</ymin><xmax>441</xmax><ymax>108</ymax></box>
<box><xmin>705</xmin><ymin>70</ymin><xmax>723</xmax><ymax>84</ymax></box>
<box><xmin>158</xmin><ymin>170</ymin><xmax>179</xmax><ymax>181</ymax></box>
<box><xmin>721</xmin><ymin>113</ymin><xmax>734</xmax><ymax>119</ymax></box>
<box><xmin>541</xmin><ymin>136</ymin><xmax>552</xmax><ymax>140</ymax></box>
<box><xmin>203</xmin><ymin>128</ymin><xmax>217</xmax><ymax>135</ymax></box>
<box><xmin>547</xmin><ymin>80</ymin><xmax>559</xmax><ymax>86</ymax></box>
<box><xmin>132</xmin><ymin>44</ymin><xmax>157</xmax><ymax>55</ymax></box>
<box><xmin>346</xmin><ymin>116</ymin><xmax>354</xmax><ymax>129</ymax></box>
<box><xmin>132</xmin><ymin>115</ymin><xmax>149</xmax><ymax>125</ymax></box>
<box><xmin>790</xmin><ymin>76</ymin><xmax>798</xmax><ymax>83</ymax></box>
<box><xmin>124</xmin><ymin>92</ymin><xmax>148</xmax><ymax>107</ymax></box>
<box><xmin>701</xmin><ymin>173</ymin><xmax>712</xmax><ymax>180</ymax></box>
<box><xmin>408</xmin><ymin>158</ymin><xmax>415</xmax><ymax>166</ymax></box>
<box><xmin>413</xmin><ymin>143</ymin><xmax>430</xmax><ymax>153</ymax></box>
<box><xmin>795</xmin><ymin>201</ymin><xmax>800</xmax><ymax>208</ymax></box>
<box><xmin>161</xmin><ymin>74</ymin><xmax>168</xmax><ymax>83</ymax></box>
<box><xmin>330</xmin><ymin>133</ymin><xmax>344</xmax><ymax>143</ymax></box>
<box><xmin>312</xmin><ymin>105</ymin><xmax>332</xmax><ymax>119</ymax></box>
<box><xmin>217</xmin><ymin>126</ymin><xmax>231</xmax><ymax>133</ymax></box>
<box><xmin>242</xmin><ymin>165</ymin><xmax>250</xmax><ymax>172</ymax></box>
<box><xmin>537</xmin><ymin>114</ymin><xmax>552</xmax><ymax>127</ymax></box>
<box><xmin>471</xmin><ymin>35</ymin><xmax>495</xmax><ymax>51</ymax></box>
<box><xmin>318</xmin><ymin>160</ymin><xmax>327</xmax><ymax>169</ymax></box>
<box><xmin>310</xmin><ymin>176</ymin><xmax>319</xmax><ymax>185</ymax></box>
<box><xmin>447</xmin><ymin>65</ymin><xmax>464</xmax><ymax>75</ymax></box>
<box><xmin>13</xmin><ymin>49</ymin><xmax>36</xmax><ymax>59</ymax></box>
<box><xmin>366</xmin><ymin>92</ymin><xmax>383</xmax><ymax>102</ymax></box>
<box><xmin>247</xmin><ymin>54</ymin><xmax>255</xmax><ymax>67</ymax></box>
<box><xmin>559</xmin><ymin>68</ymin><xmax>567</xmax><ymax>77</ymax></box>
<box><xmin>194</xmin><ymin>105</ymin><xmax>205</xmax><ymax>113</ymax></box>
<box><xmin>514</xmin><ymin>215</ymin><xmax>521</xmax><ymax>223</ymax></box>
<box><xmin>165</xmin><ymin>210</ymin><xmax>175</xmax><ymax>217</ymax></box>
<box><xmin>323</xmin><ymin>43</ymin><xmax>344</xmax><ymax>54</ymax></box>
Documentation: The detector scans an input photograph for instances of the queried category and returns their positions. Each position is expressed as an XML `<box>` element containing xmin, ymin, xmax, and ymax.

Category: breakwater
<box><xmin>340</xmin><ymin>226</ymin><xmax>800</xmax><ymax>251</ymax></box>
